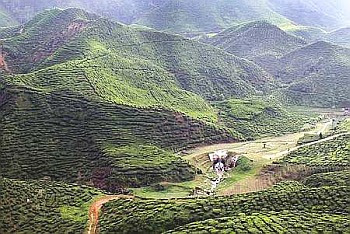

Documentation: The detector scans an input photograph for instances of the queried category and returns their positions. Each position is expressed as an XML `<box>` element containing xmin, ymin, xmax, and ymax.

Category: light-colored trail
<box><xmin>86</xmin><ymin>195</ymin><xmax>134</xmax><ymax>234</ymax></box>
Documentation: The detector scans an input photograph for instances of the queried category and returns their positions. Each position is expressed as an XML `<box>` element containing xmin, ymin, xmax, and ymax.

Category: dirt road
<box><xmin>86</xmin><ymin>195</ymin><xmax>134</xmax><ymax>234</ymax></box>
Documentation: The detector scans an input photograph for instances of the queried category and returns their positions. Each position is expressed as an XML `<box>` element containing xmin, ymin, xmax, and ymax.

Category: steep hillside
<box><xmin>276</xmin><ymin>41</ymin><xmax>350</xmax><ymax>107</ymax></box>
<box><xmin>206</xmin><ymin>21</ymin><xmax>306</xmax><ymax>70</ymax></box>
<box><xmin>2</xmin><ymin>8</ymin><xmax>274</xmax><ymax>106</ymax></box>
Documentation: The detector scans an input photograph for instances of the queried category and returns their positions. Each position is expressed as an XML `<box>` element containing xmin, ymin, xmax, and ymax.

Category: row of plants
<box><xmin>0</xmin><ymin>177</ymin><xmax>102</xmax><ymax>233</ymax></box>
<box><xmin>99</xmin><ymin>181</ymin><xmax>349</xmax><ymax>233</ymax></box>
<box><xmin>166</xmin><ymin>211</ymin><xmax>350</xmax><ymax>233</ymax></box>
<box><xmin>0</xmin><ymin>87</ymin><xmax>235</xmax><ymax>190</ymax></box>
<box><xmin>278</xmin><ymin>134</ymin><xmax>350</xmax><ymax>166</ymax></box>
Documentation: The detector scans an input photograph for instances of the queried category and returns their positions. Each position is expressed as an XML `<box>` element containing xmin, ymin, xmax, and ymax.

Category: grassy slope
<box><xmin>279</xmin><ymin>134</ymin><xmax>350</xmax><ymax>166</ymax></box>
<box><xmin>214</xmin><ymin>98</ymin><xmax>313</xmax><ymax>140</ymax></box>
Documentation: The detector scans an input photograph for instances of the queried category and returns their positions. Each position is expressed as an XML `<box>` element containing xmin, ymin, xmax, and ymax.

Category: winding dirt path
<box><xmin>86</xmin><ymin>195</ymin><xmax>134</xmax><ymax>234</ymax></box>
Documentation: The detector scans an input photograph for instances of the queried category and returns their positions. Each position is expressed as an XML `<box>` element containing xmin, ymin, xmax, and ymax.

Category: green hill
<box><xmin>206</xmin><ymin>21</ymin><xmax>306</xmax><ymax>71</ymax></box>
<box><xmin>276</xmin><ymin>41</ymin><xmax>350</xmax><ymax>107</ymax></box>
<box><xmin>99</xmin><ymin>181</ymin><xmax>350</xmax><ymax>233</ymax></box>
<box><xmin>0</xmin><ymin>8</ymin><xmax>288</xmax><ymax>190</ymax></box>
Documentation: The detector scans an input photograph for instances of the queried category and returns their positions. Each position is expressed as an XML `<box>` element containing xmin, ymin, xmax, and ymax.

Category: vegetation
<box><xmin>214</xmin><ymin>98</ymin><xmax>313</xmax><ymax>140</ymax></box>
<box><xmin>99</xmin><ymin>181</ymin><xmax>349</xmax><ymax>233</ymax></box>
<box><xmin>205</xmin><ymin>21</ymin><xmax>306</xmax><ymax>70</ymax></box>
<box><xmin>279</xmin><ymin>134</ymin><xmax>350</xmax><ymax>166</ymax></box>
<box><xmin>166</xmin><ymin>211</ymin><xmax>350</xmax><ymax>233</ymax></box>
<box><xmin>0</xmin><ymin>177</ymin><xmax>102</xmax><ymax>233</ymax></box>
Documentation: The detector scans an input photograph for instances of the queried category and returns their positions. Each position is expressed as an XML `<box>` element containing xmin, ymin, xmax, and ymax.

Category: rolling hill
<box><xmin>205</xmin><ymin>21</ymin><xmax>307</xmax><ymax>70</ymax></box>
<box><xmin>276</xmin><ymin>41</ymin><xmax>350</xmax><ymax>107</ymax></box>
<box><xmin>205</xmin><ymin>21</ymin><xmax>350</xmax><ymax>108</ymax></box>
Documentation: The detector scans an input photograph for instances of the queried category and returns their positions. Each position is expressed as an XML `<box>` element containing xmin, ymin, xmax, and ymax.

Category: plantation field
<box><xmin>0</xmin><ymin>177</ymin><xmax>103</xmax><ymax>233</ymax></box>
<box><xmin>99</xmin><ymin>181</ymin><xmax>350</xmax><ymax>233</ymax></box>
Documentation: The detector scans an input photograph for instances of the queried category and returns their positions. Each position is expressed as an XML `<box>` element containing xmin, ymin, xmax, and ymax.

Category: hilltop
<box><xmin>205</xmin><ymin>21</ymin><xmax>306</xmax><ymax>70</ymax></box>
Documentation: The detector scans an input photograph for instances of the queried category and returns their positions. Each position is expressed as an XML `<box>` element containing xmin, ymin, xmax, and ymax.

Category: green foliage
<box><xmin>166</xmin><ymin>211</ymin><xmax>350</xmax><ymax>233</ymax></box>
<box><xmin>0</xmin><ymin>87</ymin><xmax>236</xmax><ymax>189</ymax></box>
<box><xmin>304</xmin><ymin>170</ymin><xmax>350</xmax><ymax>187</ymax></box>
<box><xmin>277</xmin><ymin>41</ymin><xmax>350</xmax><ymax>107</ymax></box>
<box><xmin>236</xmin><ymin>156</ymin><xmax>253</xmax><ymax>172</ymax></box>
<box><xmin>99</xmin><ymin>181</ymin><xmax>350</xmax><ymax>233</ymax></box>
<box><xmin>206</xmin><ymin>21</ymin><xmax>306</xmax><ymax>64</ymax></box>
<box><xmin>214</xmin><ymin>98</ymin><xmax>313</xmax><ymax>140</ymax></box>
<box><xmin>279</xmin><ymin>134</ymin><xmax>350</xmax><ymax>166</ymax></box>
<box><xmin>0</xmin><ymin>177</ymin><xmax>102</xmax><ymax>233</ymax></box>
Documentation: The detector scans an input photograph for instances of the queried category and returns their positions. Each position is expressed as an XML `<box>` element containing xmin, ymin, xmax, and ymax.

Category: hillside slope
<box><xmin>206</xmin><ymin>21</ymin><xmax>306</xmax><ymax>70</ymax></box>
<box><xmin>275</xmin><ymin>41</ymin><xmax>350</xmax><ymax>107</ymax></box>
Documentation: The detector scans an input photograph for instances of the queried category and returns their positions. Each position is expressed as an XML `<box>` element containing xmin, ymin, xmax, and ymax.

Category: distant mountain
<box><xmin>205</xmin><ymin>21</ymin><xmax>307</xmax><ymax>71</ymax></box>
<box><xmin>287</xmin><ymin>26</ymin><xmax>350</xmax><ymax>48</ymax></box>
<box><xmin>1</xmin><ymin>0</ymin><xmax>349</xmax><ymax>35</ymax></box>
<box><xmin>268</xmin><ymin>0</ymin><xmax>350</xmax><ymax>30</ymax></box>
<box><xmin>134</xmin><ymin>0</ymin><xmax>292</xmax><ymax>36</ymax></box>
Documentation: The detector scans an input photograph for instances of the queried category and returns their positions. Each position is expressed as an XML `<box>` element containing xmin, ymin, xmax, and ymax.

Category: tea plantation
<box><xmin>166</xmin><ymin>211</ymin><xmax>350</xmax><ymax>233</ymax></box>
<box><xmin>279</xmin><ymin>134</ymin><xmax>350</xmax><ymax>167</ymax></box>
<box><xmin>214</xmin><ymin>98</ymin><xmax>314</xmax><ymax>139</ymax></box>
<box><xmin>0</xmin><ymin>86</ymin><xmax>236</xmax><ymax>190</ymax></box>
<box><xmin>0</xmin><ymin>177</ymin><xmax>102</xmax><ymax>233</ymax></box>
<box><xmin>99</xmin><ymin>181</ymin><xmax>350</xmax><ymax>233</ymax></box>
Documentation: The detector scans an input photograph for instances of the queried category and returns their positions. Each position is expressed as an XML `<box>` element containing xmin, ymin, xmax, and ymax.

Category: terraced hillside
<box><xmin>205</xmin><ymin>21</ymin><xmax>307</xmax><ymax>72</ymax></box>
<box><xmin>0</xmin><ymin>177</ymin><xmax>102</xmax><ymax>233</ymax></box>
<box><xmin>98</xmin><ymin>120</ymin><xmax>350</xmax><ymax>233</ymax></box>
<box><xmin>167</xmin><ymin>212</ymin><xmax>350</xmax><ymax>233</ymax></box>
<box><xmin>0</xmin><ymin>8</ymin><xmax>317</xmax><ymax>190</ymax></box>
<box><xmin>0</xmin><ymin>85</ymin><xmax>235</xmax><ymax>190</ymax></box>
<box><xmin>99</xmin><ymin>181</ymin><xmax>350</xmax><ymax>233</ymax></box>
